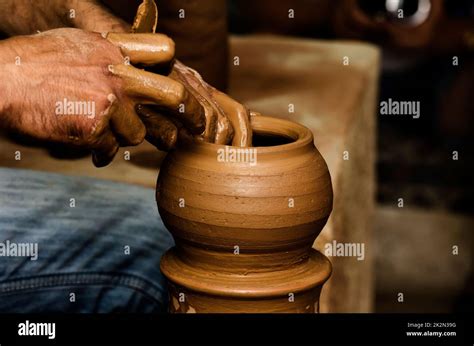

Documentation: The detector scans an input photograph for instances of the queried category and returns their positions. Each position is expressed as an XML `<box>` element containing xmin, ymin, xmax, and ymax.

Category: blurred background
<box><xmin>1</xmin><ymin>0</ymin><xmax>472</xmax><ymax>313</ymax></box>
<box><xmin>226</xmin><ymin>0</ymin><xmax>474</xmax><ymax>313</ymax></box>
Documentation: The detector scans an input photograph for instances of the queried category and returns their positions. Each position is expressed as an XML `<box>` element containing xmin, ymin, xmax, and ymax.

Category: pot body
<box><xmin>157</xmin><ymin>115</ymin><xmax>333</xmax><ymax>313</ymax></box>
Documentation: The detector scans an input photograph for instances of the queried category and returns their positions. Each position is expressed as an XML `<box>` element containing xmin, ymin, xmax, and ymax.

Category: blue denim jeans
<box><xmin>0</xmin><ymin>167</ymin><xmax>174</xmax><ymax>313</ymax></box>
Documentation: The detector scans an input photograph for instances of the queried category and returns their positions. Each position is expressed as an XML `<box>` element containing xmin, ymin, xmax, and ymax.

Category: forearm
<box><xmin>0</xmin><ymin>37</ymin><xmax>23</xmax><ymax>123</ymax></box>
<box><xmin>0</xmin><ymin>0</ymin><xmax>70</xmax><ymax>35</ymax></box>
<box><xmin>0</xmin><ymin>0</ymin><xmax>128</xmax><ymax>36</ymax></box>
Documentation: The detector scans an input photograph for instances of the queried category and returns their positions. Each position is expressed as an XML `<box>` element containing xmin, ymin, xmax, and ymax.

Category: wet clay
<box><xmin>131</xmin><ymin>0</ymin><xmax>158</xmax><ymax>34</ymax></box>
<box><xmin>131</xmin><ymin>0</ymin><xmax>252</xmax><ymax>147</ymax></box>
<box><xmin>171</xmin><ymin>61</ymin><xmax>252</xmax><ymax>147</ymax></box>
<box><xmin>131</xmin><ymin>1</ymin><xmax>333</xmax><ymax>312</ymax></box>
<box><xmin>106</xmin><ymin>32</ymin><xmax>174</xmax><ymax>65</ymax></box>
<box><xmin>157</xmin><ymin>114</ymin><xmax>333</xmax><ymax>313</ymax></box>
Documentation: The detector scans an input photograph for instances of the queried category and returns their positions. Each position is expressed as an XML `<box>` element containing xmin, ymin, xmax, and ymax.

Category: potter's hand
<box><xmin>170</xmin><ymin>61</ymin><xmax>252</xmax><ymax>147</ymax></box>
<box><xmin>0</xmin><ymin>0</ymin><xmax>131</xmax><ymax>36</ymax></box>
<box><xmin>134</xmin><ymin>60</ymin><xmax>253</xmax><ymax>149</ymax></box>
<box><xmin>72</xmin><ymin>0</ymin><xmax>253</xmax><ymax>148</ymax></box>
<box><xmin>129</xmin><ymin>0</ymin><xmax>252</xmax><ymax>147</ymax></box>
<box><xmin>0</xmin><ymin>28</ymin><xmax>205</xmax><ymax>166</ymax></box>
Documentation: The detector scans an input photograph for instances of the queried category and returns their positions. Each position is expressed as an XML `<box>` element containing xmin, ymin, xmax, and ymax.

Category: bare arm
<box><xmin>0</xmin><ymin>0</ymin><xmax>129</xmax><ymax>36</ymax></box>
<box><xmin>0</xmin><ymin>28</ymin><xmax>205</xmax><ymax>166</ymax></box>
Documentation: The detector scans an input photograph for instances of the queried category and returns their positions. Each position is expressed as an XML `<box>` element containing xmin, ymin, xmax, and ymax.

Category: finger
<box><xmin>214</xmin><ymin>114</ymin><xmax>234</xmax><ymax>145</ymax></box>
<box><xmin>108</xmin><ymin>101</ymin><xmax>146</xmax><ymax>146</ymax></box>
<box><xmin>90</xmin><ymin>129</ymin><xmax>120</xmax><ymax>167</ymax></box>
<box><xmin>136</xmin><ymin>105</ymin><xmax>179</xmax><ymax>151</ymax></box>
<box><xmin>170</xmin><ymin>68</ymin><xmax>216</xmax><ymax>142</ymax></box>
<box><xmin>109</xmin><ymin>64</ymin><xmax>205</xmax><ymax>134</ymax></box>
<box><xmin>201</xmin><ymin>100</ymin><xmax>218</xmax><ymax>142</ymax></box>
<box><xmin>177</xmin><ymin>126</ymin><xmax>195</xmax><ymax>144</ymax></box>
<box><xmin>169</xmin><ymin>64</ymin><xmax>230</xmax><ymax>144</ymax></box>
<box><xmin>106</xmin><ymin>33</ymin><xmax>174</xmax><ymax>65</ymax></box>
<box><xmin>212</xmin><ymin>90</ymin><xmax>252</xmax><ymax>147</ymax></box>
<box><xmin>201</xmin><ymin>85</ymin><xmax>233</xmax><ymax>145</ymax></box>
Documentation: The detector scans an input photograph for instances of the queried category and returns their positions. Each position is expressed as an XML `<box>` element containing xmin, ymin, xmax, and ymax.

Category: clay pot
<box><xmin>157</xmin><ymin>114</ymin><xmax>333</xmax><ymax>313</ymax></box>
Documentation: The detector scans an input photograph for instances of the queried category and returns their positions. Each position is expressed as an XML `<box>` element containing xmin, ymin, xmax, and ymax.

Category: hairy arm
<box><xmin>0</xmin><ymin>0</ymin><xmax>129</xmax><ymax>36</ymax></box>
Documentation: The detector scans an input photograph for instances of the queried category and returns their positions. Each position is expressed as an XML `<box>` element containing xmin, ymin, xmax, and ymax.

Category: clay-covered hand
<box><xmin>0</xmin><ymin>0</ymin><xmax>132</xmax><ymax>35</ymax></box>
<box><xmin>128</xmin><ymin>0</ymin><xmax>253</xmax><ymax>148</ymax></box>
<box><xmin>0</xmin><ymin>28</ymin><xmax>205</xmax><ymax>166</ymax></box>
<box><xmin>135</xmin><ymin>60</ymin><xmax>253</xmax><ymax>149</ymax></box>
<box><xmin>169</xmin><ymin>61</ymin><xmax>252</xmax><ymax>147</ymax></box>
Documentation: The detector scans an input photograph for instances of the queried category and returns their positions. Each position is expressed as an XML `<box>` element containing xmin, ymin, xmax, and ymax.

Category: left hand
<box><xmin>72</xmin><ymin>0</ymin><xmax>253</xmax><ymax>149</ymax></box>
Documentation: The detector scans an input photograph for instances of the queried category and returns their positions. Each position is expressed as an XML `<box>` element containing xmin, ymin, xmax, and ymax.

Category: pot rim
<box><xmin>182</xmin><ymin>113</ymin><xmax>314</xmax><ymax>154</ymax></box>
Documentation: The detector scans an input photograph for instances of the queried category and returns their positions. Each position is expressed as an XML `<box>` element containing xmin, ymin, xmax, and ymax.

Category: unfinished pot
<box><xmin>157</xmin><ymin>114</ymin><xmax>333</xmax><ymax>313</ymax></box>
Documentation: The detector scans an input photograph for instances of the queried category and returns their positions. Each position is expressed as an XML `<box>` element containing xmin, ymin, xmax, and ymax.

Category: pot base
<box><xmin>161</xmin><ymin>248</ymin><xmax>332</xmax><ymax>313</ymax></box>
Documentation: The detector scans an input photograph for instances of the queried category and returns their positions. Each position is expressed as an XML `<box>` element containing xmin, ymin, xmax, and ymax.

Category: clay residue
<box><xmin>131</xmin><ymin>0</ymin><xmax>252</xmax><ymax>147</ymax></box>
<box><xmin>131</xmin><ymin>0</ymin><xmax>158</xmax><ymax>34</ymax></box>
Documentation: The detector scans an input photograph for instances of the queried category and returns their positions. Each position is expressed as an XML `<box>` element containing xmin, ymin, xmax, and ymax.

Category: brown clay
<box><xmin>106</xmin><ymin>32</ymin><xmax>174</xmax><ymax>65</ymax></box>
<box><xmin>108</xmin><ymin>63</ymin><xmax>205</xmax><ymax>135</ymax></box>
<box><xmin>211</xmin><ymin>89</ymin><xmax>252</xmax><ymax>147</ymax></box>
<box><xmin>157</xmin><ymin>114</ymin><xmax>333</xmax><ymax>313</ymax></box>
<box><xmin>155</xmin><ymin>0</ymin><xmax>230</xmax><ymax>90</ymax></box>
<box><xmin>170</xmin><ymin>61</ymin><xmax>233</xmax><ymax>145</ymax></box>
<box><xmin>101</xmin><ymin>0</ymin><xmax>229</xmax><ymax>89</ymax></box>
<box><xmin>130</xmin><ymin>0</ymin><xmax>252</xmax><ymax>147</ymax></box>
<box><xmin>170</xmin><ymin>62</ymin><xmax>252</xmax><ymax>147</ymax></box>
<box><xmin>131</xmin><ymin>0</ymin><xmax>158</xmax><ymax>34</ymax></box>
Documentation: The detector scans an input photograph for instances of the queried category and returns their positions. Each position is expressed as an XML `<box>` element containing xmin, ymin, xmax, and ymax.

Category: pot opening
<box><xmin>252</xmin><ymin>133</ymin><xmax>295</xmax><ymax>147</ymax></box>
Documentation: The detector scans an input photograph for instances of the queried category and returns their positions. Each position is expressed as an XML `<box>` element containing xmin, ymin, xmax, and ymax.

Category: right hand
<box><xmin>168</xmin><ymin>61</ymin><xmax>252</xmax><ymax>147</ymax></box>
<box><xmin>0</xmin><ymin>28</ymin><xmax>205</xmax><ymax>166</ymax></box>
